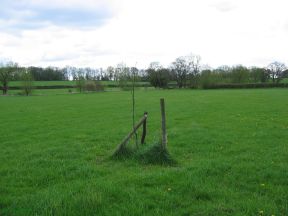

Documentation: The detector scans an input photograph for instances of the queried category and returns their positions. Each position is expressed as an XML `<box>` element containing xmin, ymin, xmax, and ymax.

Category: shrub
<box><xmin>85</xmin><ymin>81</ymin><xmax>96</xmax><ymax>92</ymax></box>
<box><xmin>84</xmin><ymin>81</ymin><xmax>104</xmax><ymax>92</ymax></box>
<box><xmin>95</xmin><ymin>81</ymin><xmax>105</xmax><ymax>91</ymax></box>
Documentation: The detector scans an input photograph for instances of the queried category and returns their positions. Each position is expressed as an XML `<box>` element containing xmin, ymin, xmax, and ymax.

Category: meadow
<box><xmin>0</xmin><ymin>89</ymin><xmax>288</xmax><ymax>215</ymax></box>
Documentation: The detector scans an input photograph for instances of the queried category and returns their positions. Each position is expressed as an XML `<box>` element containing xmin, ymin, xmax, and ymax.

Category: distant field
<box><xmin>9</xmin><ymin>80</ymin><xmax>150</xmax><ymax>87</ymax></box>
<box><xmin>9</xmin><ymin>80</ymin><xmax>77</xmax><ymax>87</ymax></box>
<box><xmin>0</xmin><ymin>89</ymin><xmax>288</xmax><ymax>215</ymax></box>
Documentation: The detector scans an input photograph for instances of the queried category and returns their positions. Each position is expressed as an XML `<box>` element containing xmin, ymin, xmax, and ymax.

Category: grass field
<box><xmin>9</xmin><ymin>80</ymin><xmax>150</xmax><ymax>87</ymax></box>
<box><xmin>9</xmin><ymin>80</ymin><xmax>77</xmax><ymax>87</ymax></box>
<box><xmin>0</xmin><ymin>89</ymin><xmax>288</xmax><ymax>215</ymax></box>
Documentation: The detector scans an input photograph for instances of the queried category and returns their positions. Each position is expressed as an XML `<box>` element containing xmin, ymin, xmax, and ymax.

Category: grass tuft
<box><xmin>136</xmin><ymin>142</ymin><xmax>177</xmax><ymax>166</ymax></box>
<box><xmin>111</xmin><ymin>141</ymin><xmax>176</xmax><ymax>165</ymax></box>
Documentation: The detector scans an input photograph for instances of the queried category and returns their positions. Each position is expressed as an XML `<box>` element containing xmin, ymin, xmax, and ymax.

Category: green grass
<box><xmin>0</xmin><ymin>89</ymin><xmax>288</xmax><ymax>215</ymax></box>
<box><xmin>9</xmin><ymin>80</ymin><xmax>77</xmax><ymax>87</ymax></box>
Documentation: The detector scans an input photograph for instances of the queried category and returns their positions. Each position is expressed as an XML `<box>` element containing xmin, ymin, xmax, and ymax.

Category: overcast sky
<box><xmin>0</xmin><ymin>0</ymin><xmax>287</xmax><ymax>69</ymax></box>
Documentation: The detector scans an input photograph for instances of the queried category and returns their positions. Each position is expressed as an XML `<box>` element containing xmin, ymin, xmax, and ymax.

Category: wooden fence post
<box><xmin>114</xmin><ymin>113</ymin><xmax>148</xmax><ymax>154</ymax></box>
<box><xmin>141</xmin><ymin>112</ymin><xmax>148</xmax><ymax>144</ymax></box>
<box><xmin>160</xmin><ymin>98</ymin><xmax>167</xmax><ymax>150</ymax></box>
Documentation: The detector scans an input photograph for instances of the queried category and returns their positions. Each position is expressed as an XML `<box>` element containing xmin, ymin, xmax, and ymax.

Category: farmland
<box><xmin>0</xmin><ymin>89</ymin><xmax>288</xmax><ymax>215</ymax></box>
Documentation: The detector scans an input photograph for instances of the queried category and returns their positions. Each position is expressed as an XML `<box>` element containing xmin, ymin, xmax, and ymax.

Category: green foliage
<box><xmin>231</xmin><ymin>65</ymin><xmax>250</xmax><ymax>83</ymax></box>
<box><xmin>249</xmin><ymin>67</ymin><xmax>269</xmax><ymax>83</ymax></box>
<box><xmin>199</xmin><ymin>66</ymin><xmax>276</xmax><ymax>89</ymax></box>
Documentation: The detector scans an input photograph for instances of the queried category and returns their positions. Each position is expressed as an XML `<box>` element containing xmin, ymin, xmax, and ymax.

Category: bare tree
<box><xmin>171</xmin><ymin>54</ymin><xmax>201</xmax><ymax>88</ymax></box>
<box><xmin>107</xmin><ymin>66</ymin><xmax>115</xmax><ymax>81</ymax></box>
<box><xmin>189</xmin><ymin>54</ymin><xmax>201</xmax><ymax>88</ymax></box>
<box><xmin>116</xmin><ymin>63</ymin><xmax>131</xmax><ymax>89</ymax></box>
<box><xmin>21</xmin><ymin>68</ymin><xmax>34</xmax><ymax>96</ymax></box>
<box><xmin>267</xmin><ymin>61</ymin><xmax>286</xmax><ymax>83</ymax></box>
<box><xmin>171</xmin><ymin>57</ymin><xmax>190</xmax><ymax>88</ymax></box>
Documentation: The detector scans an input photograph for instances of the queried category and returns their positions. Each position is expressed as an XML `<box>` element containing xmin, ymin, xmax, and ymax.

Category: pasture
<box><xmin>0</xmin><ymin>89</ymin><xmax>288</xmax><ymax>215</ymax></box>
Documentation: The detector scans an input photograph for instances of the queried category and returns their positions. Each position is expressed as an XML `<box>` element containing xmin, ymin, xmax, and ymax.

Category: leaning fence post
<box><xmin>114</xmin><ymin>113</ymin><xmax>148</xmax><ymax>155</ymax></box>
<box><xmin>141</xmin><ymin>112</ymin><xmax>148</xmax><ymax>144</ymax></box>
<box><xmin>160</xmin><ymin>98</ymin><xmax>167</xmax><ymax>150</ymax></box>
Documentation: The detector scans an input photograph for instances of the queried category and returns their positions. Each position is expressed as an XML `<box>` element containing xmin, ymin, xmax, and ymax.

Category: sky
<box><xmin>0</xmin><ymin>0</ymin><xmax>287</xmax><ymax>69</ymax></box>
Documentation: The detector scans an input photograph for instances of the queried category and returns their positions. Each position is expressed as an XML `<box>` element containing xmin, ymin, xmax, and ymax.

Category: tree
<box><xmin>230</xmin><ymin>65</ymin><xmax>249</xmax><ymax>83</ymax></box>
<box><xmin>73</xmin><ymin>69</ymin><xmax>85</xmax><ymax>92</ymax></box>
<box><xmin>0</xmin><ymin>61</ymin><xmax>18</xmax><ymax>95</ymax></box>
<box><xmin>199</xmin><ymin>69</ymin><xmax>214</xmax><ymax>88</ymax></box>
<box><xmin>147</xmin><ymin>62</ymin><xmax>170</xmax><ymax>88</ymax></box>
<box><xmin>188</xmin><ymin>55</ymin><xmax>201</xmax><ymax>88</ymax></box>
<box><xmin>107</xmin><ymin>66</ymin><xmax>115</xmax><ymax>81</ymax></box>
<box><xmin>267</xmin><ymin>61</ymin><xmax>287</xmax><ymax>83</ymax></box>
<box><xmin>21</xmin><ymin>68</ymin><xmax>34</xmax><ymax>96</ymax></box>
<box><xmin>213</xmin><ymin>65</ymin><xmax>232</xmax><ymax>83</ymax></box>
<box><xmin>282</xmin><ymin>69</ymin><xmax>288</xmax><ymax>79</ymax></box>
<box><xmin>116</xmin><ymin>63</ymin><xmax>131</xmax><ymax>90</ymax></box>
<box><xmin>171</xmin><ymin>54</ymin><xmax>201</xmax><ymax>88</ymax></box>
<box><xmin>249</xmin><ymin>67</ymin><xmax>269</xmax><ymax>83</ymax></box>
<box><xmin>171</xmin><ymin>56</ymin><xmax>190</xmax><ymax>88</ymax></box>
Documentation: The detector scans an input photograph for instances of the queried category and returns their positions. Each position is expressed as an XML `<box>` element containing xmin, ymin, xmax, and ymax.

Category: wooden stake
<box><xmin>160</xmin><ymin>98</ymin><xmax>167</xmax><ymax>149</ymax></box>
<box><xmin>115</xmin><ymin>114</ymin><xmax>148</xmax><ymax>153</ymax></box>
<box><xmin>141</xmin><ymin>112</ymin><xmax>148</xmax><ymax>144</ymax></box>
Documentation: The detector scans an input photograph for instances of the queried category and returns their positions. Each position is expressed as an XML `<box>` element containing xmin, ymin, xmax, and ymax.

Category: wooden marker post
<box><xmin>141</xmin><ymin>112</ymin><xmax>148</xmax><ymax>144</ymax></box>
<box><xmin>115</xmin><ymin>113</ymin><xmax>148</xmax><ymax>154</ymax></box>
<box><xmin>160</xmin><ymin>98</ymin><xmax>167</xmax><ymax>150</ymax></box>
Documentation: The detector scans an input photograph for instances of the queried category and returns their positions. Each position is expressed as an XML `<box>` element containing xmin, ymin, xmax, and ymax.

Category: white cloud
<box><xmin>210</xmin><ymin>1</ymin><xmax>236</xmax><ymax>12</ymax></box>
<box><xmin>0</xmin><ymin>0</ymin><xmax>288</xmax><ymax>68</ymax></box>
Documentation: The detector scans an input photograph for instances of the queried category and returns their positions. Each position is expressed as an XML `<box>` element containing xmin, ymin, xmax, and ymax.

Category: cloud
<box><xmin>211</xmin><ymin>1</ymin><xmax>236</xmax><ymax>12</ymax></box>
<box><xmin>0</xmin><ymin>0</ymin><xmax>115</xmax><ymax>31</ymax></box>
<box><xmin>285</xmin><ymin>22</ymin><xmax>288</xmax><ymax>31</ymax></box>
<box><xmin>1</xmin><ymin>0</ymin><xmax>288</xmax><ymax>68</ymax></box>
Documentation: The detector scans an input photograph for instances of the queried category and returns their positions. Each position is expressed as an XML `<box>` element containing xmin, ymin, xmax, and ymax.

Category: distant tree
<box><xmin>147</xmin><ymin>62</ymin><xmax>170</xmax><ymax>88</ymax></box>
<box><xmin>0</xmin><ymin>61</ymin><xmax>18</xmax><ymax>95</ymax></box>
<box><xmin>199</xmin><ymin>69</ymin><xmax>214</xmax><ymax>88</ymax></box>
<box><xmin>171</xmin><ymin>56</ymin><xmax>190</xmax><ymax>88</ymax></box>
<box><xmin>282</xmin><ymin>69</ymin><xmax>288</xmax><ymax>79</ymax></box>
<box><xmin>116</xmin><ymin>63</ymin><xmax>131</xmax><ymax>90</ymax></box>
<box><xmin>107</xmin><ymin>66</ymin><xmax>115</xmax><ymax>81</ymax></box>
<box><xmin>267</xmin><ymin>61</ymin><xmax>287</xmax><ymax>83</ymax></box>
<box><xmin>213</xmin><ymin>65</ymin><xmax>232</xmax><ymax>83</ymax></box>
<box><xmin>230</xmin><ymin>65</ymin><xmax>249</xmax><ymax>83</ymax></box>
<box><xmin>249</xmin><ymin>67</ymin><xmax>269</xmax><ymax>83</ymax></box>
<box><xmin>189</xmin><ymin>55</ymin><xmax>201</xmax><ymax>88</ymax></box>
<box><xmin>73</xmin><ymin>69</ymin><xmax>85</xmax><ymax>92</ymax></box>
<box><xmin>21</xmin><ymin>68</ymin><xmax>34</xmax><ymax>96</ymax></box>
<box><xmin>171</xmin><ymin>54</ymin><xmax>201</xmax><ymax>88</ymax></box>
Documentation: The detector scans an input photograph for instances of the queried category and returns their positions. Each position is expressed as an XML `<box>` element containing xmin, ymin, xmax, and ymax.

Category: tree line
<box><xmin>146</xmin><ymin>55</ymin><xmax>287</xmax><ymax>89</ymax></box>
<box><xmin>1</xmin><ymin>55</ymin><xmax>288</xmax><ymax>95</ymax></box>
